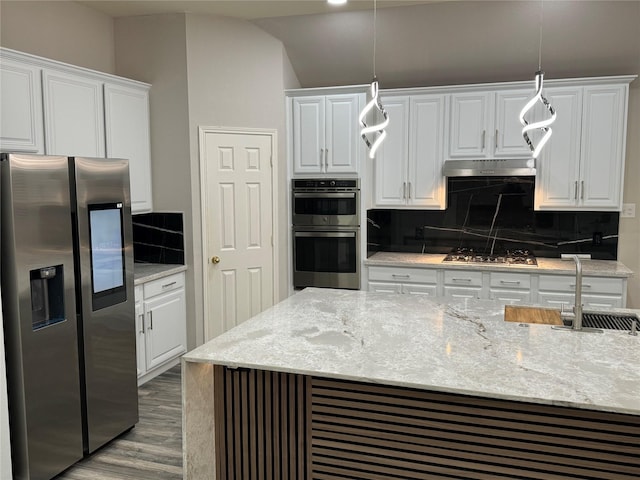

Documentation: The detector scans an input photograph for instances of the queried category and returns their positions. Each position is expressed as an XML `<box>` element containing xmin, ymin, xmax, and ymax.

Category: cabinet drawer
<box><xmin>443</xmin><ymin>286</ymin><xmax>481</xmax><ymax>299</ymax></box>
<box><xmin>134</xmin><ymin>285</ymin><xmax>143</xmax><ymax>302</ymax></box>
<box><xmin>489</xmin><ymin>289</ymin><xmax>531</xmax><ymax>304</ymax></box>
<box><xmin>538</xmin><ymin>292</ymin><xmax>623</xmax><ymax>309</ymax></box>
<box><xmin>489</xmin><ymin>272</ymin><xmax>531</xmax><ymax>289</ymax></box>
<box><xmin>368</xmin><ymin>282</ymin><xmax>402</xmax><ymax>294</ymax></box>
<box><xmin>368</xmin><ymin>266</ymin><xmax>437</xmax><ymax>284</ymax></box>
<box><xmin>143</xmin><ymin>272</ymin><xmax>185</xmax><ymax>298</ymax></box>
<box><xmin>444</xmin><ymin>270</ymin><xmax>482</xmax><ymax>287</ymax></box>
<box><xmin>538</xmin><ymin>275</ymin><xmax>624</xmax><ymax>295</ymax></box>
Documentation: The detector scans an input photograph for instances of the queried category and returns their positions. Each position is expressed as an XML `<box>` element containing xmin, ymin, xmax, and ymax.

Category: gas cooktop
<box><xmin>442</xmin><ymin>248</ymin><xmax>537</xmax><ymax>266</ymax></box>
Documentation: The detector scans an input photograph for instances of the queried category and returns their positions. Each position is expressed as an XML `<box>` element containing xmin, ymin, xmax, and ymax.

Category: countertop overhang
<box><xmin>184</xmin><ymin>287</ymin><xmax>640</xmax><ymax>416</ymax></box>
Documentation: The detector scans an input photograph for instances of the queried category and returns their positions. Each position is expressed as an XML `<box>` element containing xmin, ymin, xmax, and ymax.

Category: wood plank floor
<box><xmin>55</xmin><ymin>366</ymin><xmax>183</xmax><ymax>480</ymax></box>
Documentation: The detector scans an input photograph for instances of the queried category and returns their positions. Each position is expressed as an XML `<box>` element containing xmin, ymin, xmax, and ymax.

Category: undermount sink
<box><xmin>563</xmin><ymin>312</ymin><xmax>639</xmax><ymax>331</ymax></box>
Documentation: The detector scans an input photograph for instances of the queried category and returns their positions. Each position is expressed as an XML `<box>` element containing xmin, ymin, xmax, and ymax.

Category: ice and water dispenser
<box><xmin>30</xmin><ymin>265</ymin><xmax>66</xmax><ymax>330</ymax></box>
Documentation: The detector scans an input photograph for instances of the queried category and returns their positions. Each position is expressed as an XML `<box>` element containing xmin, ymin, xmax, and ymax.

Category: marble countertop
<box><xmin>365</xmin><ymin>252</ymin><xmax>634</xmax><ymax>277</ymax></box>
<box><xmin>184</xmin><ymin>287</ymin><xmax>640</xmax><ymax>416</ymax></box>
<box><xmin>134</xmin><ymin>263</ymin><xmax>187</xmax><ymax>284</ymax></box>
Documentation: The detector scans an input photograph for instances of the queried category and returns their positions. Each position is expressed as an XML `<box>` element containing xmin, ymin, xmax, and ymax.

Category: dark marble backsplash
<box><xmin>133</xmin><ymin>212</ymin><xmax>185</xmax><ymax>264</ymax></box>
<box><xmin>368</xmin><ymin>177</ymin><xmax>619</xmax><ymax>260</ymax></box>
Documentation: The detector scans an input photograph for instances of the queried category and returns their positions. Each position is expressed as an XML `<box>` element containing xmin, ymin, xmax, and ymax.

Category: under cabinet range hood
<box><xmin>442</xmin><ymin>158</ymin><xmax>536</xmax><ymax>177</ymax></box>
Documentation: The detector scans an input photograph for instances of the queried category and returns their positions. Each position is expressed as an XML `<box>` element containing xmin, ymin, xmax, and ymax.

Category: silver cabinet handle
<box><xmin>570</xmin><ymin>284</ymin><xmax>591</xmax><ymax>288</ymax></box>
<box><xmin>574</xmin><ymin>181</ymin><xmax>578</xmax><ymax>199</ymax></box>
<box><xmin>499</xmin><ymin>280</ymin><xmax>521</xmax><ymax>285</ymax></box>
<box><xmin>403</xmin><ymin>182</ymin><xmax>406</xmax><ymax>200</ymax></box>
<box><xmin>324</xmin><ymin>148</ymin><xmax>329</xmax><ymax>170</ymax></box>
<box><xmin>495</xmin><ymin>129</ymin><xmax>499</xmax><ymax>148</ymax></box>
<box><xmin>139</xmin><ymin>313</ymin><xmax>145</xmax><ymax>334</ymax></box>
<box><xmin>149</xmin><ymin>311</ymin><xmax>153</xmax><ymax>330</ymax></box>
<box><xmin>392</xmin><ymin>274</ymin><xmax>410</xmax><ymax>279</ymax></box>
<box><xmin>162</xmin><ymin>281</ymin><xmax>177</xmax><ymax>289</ymax></box>
<box><xmin>408</xmin><ymin>182</ymin><xmax>412</xmax><ymax>199</ymax></box>
<box><xmin>320</xmin><ymin>148</ymin><xmax>324</xmax><ymax>170</ymax></box>
<box><xmin>452</xmin><ymin>278</ymin><xmax>472</xmax><ymax>283</ymax></box>
<box><xmin>580</xmin><ymin>180</ymin><xmax>584</xmax><ymax>200</ymax></box>
<box><xmin>481</xmin><ymin>130</ymin><xmax>486</xmax><ymax>150</ymax></box>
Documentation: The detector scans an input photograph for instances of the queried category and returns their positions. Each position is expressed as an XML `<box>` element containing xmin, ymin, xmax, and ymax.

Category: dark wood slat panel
<box><xmin>312</xmin><ymin>378</ymin><xmax>640</xmax><ymax>427</ymax></box>
<box><xmin>313</xmin><ymin>433</ymin><xmax>640</xmax><ymax>479</ymax></box>
<box><xmin>313</xmin><ymin>396</ymin><xmax>637</xmax><ymax>444</ymax></box>
<box><xmin>311</xmin><ymin>377</ymin><xmax>640</xmax><ymax>479</ymax></box>
<box><xmin>214</xmin><ymin>365</ymin><xmax>226</xmax><ymax>480</ymax></box>
<box><xmin>313</xmin><ymin>386</ymin><xmax>640</xmax><ymax>436</ymax></box>
<box><xmin>213</xmin><ymin>367</ymin><xmax>309</xmax><ymax>480</ymax></box>
<box><xmin>312</xmin><ymin>421</ymin><xmax>639</xmax><ymax>473</ymax></box>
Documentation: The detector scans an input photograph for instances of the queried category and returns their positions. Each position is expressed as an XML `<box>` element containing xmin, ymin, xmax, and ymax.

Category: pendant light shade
<box><xmin>519</xmin><ymin>70</ymin><xmax>557</xmax><ymax>159</ymax></box>
<box><xmin>520</xmin><ymin>0</ymin><xmax>557</xmax><ymax>159</ymax></box>
<box><xmin>359</xmin><ymin>0</ymin><xmax>388</xmax><ymax>158</ymax></box>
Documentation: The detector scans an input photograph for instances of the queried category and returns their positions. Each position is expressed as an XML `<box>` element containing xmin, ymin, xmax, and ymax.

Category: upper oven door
<box><xmin>292</xmin><ymin>190</ymin><xmax>359</xmax><ymax>227</ymax></box>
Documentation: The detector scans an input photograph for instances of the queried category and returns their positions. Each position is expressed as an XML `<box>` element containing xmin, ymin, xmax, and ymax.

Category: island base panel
<box><xmin>182</xmin><ymin>364</ymin><xmax>640</xmax><ymax>479</ymax></box>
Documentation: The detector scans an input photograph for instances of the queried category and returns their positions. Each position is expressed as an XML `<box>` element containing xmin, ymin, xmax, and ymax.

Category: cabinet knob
<box><xmin>211</xmin><ymin>256</ymin><xmax>221</xmax><ymax>264</ymax></box>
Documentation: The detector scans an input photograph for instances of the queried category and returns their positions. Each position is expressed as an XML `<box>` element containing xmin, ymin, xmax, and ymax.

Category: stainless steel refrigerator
<box><xmin>1</xmin><ymin>153</ymin><xmax>138</xmax><ymax>480</ymax></box>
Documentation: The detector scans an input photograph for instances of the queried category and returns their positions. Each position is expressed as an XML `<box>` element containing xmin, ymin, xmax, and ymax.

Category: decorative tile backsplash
<box><xmin>133</xmin><ymin>212</ymin><xmax>185</xmax><ymax>264</ymax></box>
<box><xmin>368</xmin><ymin>177</ymin><xmax>619</xmax><ymax>260</ymax></box>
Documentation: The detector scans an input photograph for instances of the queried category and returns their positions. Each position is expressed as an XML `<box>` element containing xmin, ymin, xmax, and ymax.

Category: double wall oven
<box><xmin>292</xmin><ymin>179</ymin><xmax>360</xmax><ymax>290</ymax></box>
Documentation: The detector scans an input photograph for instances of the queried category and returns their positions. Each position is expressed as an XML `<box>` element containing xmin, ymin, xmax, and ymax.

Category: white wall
<box><xmin>0</xmin><ymin>0</ymin><xmax>115</xmax><ymax>74</ymax></box>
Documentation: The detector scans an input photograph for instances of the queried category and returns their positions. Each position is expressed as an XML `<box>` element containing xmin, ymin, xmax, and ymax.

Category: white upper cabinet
<box><xmin>0</xmin><ymin>58</ymin><xmax>44</xmax><ymax>153</ymax></box>
<box><xmin>374</xmin><ymin>94</ymin><xmax>446</xmax><ymax>209</ymax></box>
<box><xmin>374</xmin><ymin>96</ymin><xmax>409</xmax><ymax>206</ymax></box>
<box><xmin>0</xmin><ymin>48</ymin><xmax>153</xmax><ymax>214</ymax></box>
<box><xmin>43</xmin><ymin>69</ymin><xmax>105</xmax><ymax>157</ymax></box>
<box><xmin>105</xmin><ymin>83</ymin><xmax>153</xmax><ymax>213</ymax></box>
<box><xmin>291</xmin><ymin>93</ymin><xmax>361</xmax><ymax>175</ymax></box>
<box><xmin>580</xmin><ymin>85</ymin><xmax>626</xmax><ymax>209</ymax></box>
<box><xmin>535</xmin><ymin>83</ymin><xmax>628</xmax><ymax>210</ymax></box>
<box><xmin>447</xmin><ymin>89</ymin><xmax>531</xmax><ymax>159</ymax></box>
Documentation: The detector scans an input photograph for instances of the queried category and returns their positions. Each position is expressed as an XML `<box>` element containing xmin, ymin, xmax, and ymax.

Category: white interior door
<box><xmin>201</xmin><ymin>130</ymin><xmax>275</xmax><ymax>339</ymax></box>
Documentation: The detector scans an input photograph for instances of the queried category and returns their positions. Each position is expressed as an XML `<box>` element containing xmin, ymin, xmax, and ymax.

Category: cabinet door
<box><xmin>0</xmin><ymin>58</ymin><xmax>44</xmax><ymax>153</ymax></box>
<box><xmin>580</xmin><ymin>85</ymin><xmax>626</xmax><ymax>210</ymax></box>
<box><xmin>134</xmin><ymin>286</ymin><xmax>145</xmax><ymax>378</ymax></box>
<box><xmin>408</xmin><ymin>94</ymin><xmax>446</xmax><ymax>209</ymax></box>
<box><xmin>43</xmin><ymin>70</ymin><xmax>105</xmax><ymax>157</ymax></box>
<box><xmin>494</xmin><ymin>90</ymin><xmax>531</xmax><ymax>157</ymax></box>
<box><xmin>534</xmin><ymin>87</ymin><xmax>582</xmax><ymax>210</ymax></box>
<box><xmin>325</xmin><ymin>94</ymin><xmax>360</xmax><ymax>174</ymax></box>
<box><xmin>144</xmin><ymin>289</ymin><xmax>187</xmax><ymax>371</ymax></box>
<box><xmin>374</xmin><ymin>96</ymin><xmax>409</xmax><ymax>206</ymax></box>
<box><xmin>104</xmin><ymin>83</ymin><xmax>153</xmax><ymax>214</ymax></box>
<box><xmin>292</xmin><ymin>96</ymin><xmax>325</xmax><ymax>174</ymax></box>
<box><xmin>448</xmin><ymin>92</ymin><xmax>492</xmax><ymax>158</ymax></box>
<box><xmin>368</xmin><ymin>281</ymin><xmax>402</xmax><ymax>294</ymax></box>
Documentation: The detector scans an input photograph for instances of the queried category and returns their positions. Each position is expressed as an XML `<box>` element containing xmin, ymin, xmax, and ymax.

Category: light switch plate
<box><xmin>621</xmin><ymin>203</ymin><xmax>636</xmax><ymax>218</ymax></box>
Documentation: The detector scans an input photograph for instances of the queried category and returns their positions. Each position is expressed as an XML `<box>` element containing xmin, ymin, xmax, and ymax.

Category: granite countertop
<box><xmin>134</xmin><ymin>263</ymin><xmax>187</xmax><ymax>285</ymax></box>
<box><xmin>365</xmin><ymin>252</ymin><xmax>634</xmax><ymax>277</ymax></box>
<box><xmin>183</xmin><ymin>287</ymin><xmax>640</xmax><ymax>416</ymax></box>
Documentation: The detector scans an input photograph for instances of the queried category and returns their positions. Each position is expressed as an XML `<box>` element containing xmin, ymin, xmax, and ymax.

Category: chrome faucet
<box><xmin>560</xmin><ymin>254</ymin><xmax>586</xmax><ymax>331</ymax></box>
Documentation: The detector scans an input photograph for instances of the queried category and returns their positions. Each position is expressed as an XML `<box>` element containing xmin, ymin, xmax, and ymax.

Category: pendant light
<box><xmin>519</xmin><ymin>0</ymin><xmax>557</xmax><ymax>159</ymax></box>
<box><xmin>359</xmin><ymin>0</ymin><xmax>389</xmax><ymax>159</ymax></box>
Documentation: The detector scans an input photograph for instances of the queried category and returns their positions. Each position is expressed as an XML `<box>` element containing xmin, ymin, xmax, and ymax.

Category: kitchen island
<box><xmin>182</xmin><ymin>288</ymin><xmax>640</xmax><ymax>479</ymax></box>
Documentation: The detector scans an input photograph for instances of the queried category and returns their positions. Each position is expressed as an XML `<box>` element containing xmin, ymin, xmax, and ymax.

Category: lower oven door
<box><xmin>293</xmin><ymin>228</ymin><xmax>360</xmax><ymax>290</ymax></box>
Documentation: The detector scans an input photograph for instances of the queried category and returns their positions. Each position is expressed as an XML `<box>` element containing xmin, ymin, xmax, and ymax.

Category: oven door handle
<box><xmin>294</xmin><ymin>231</ymin><xmax>357</xmax><ymax>238</ymax></box>
<box><xmin>293</xmin><ymin>192</ymin><xmax>356</xmax><ymax>199</ymax></box>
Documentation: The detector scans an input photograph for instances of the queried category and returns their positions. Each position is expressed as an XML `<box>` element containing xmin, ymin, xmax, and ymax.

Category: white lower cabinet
<box><xmin>135</xmin><ymin>272</ymin><xmax>187</xmax><ymax>385</ymax></box>
<box><xmin>367</xmin><ymin>265</ymin><xmax>627</xmax><ymax>308</ymax></box>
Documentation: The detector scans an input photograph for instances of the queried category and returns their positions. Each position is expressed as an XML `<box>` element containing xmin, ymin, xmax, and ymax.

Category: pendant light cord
<box><xmin>538</xmin><ymin>0</ymin><xmax>544</xmax><ymax>71</ymax></box>
<box><xmin>373</xmin><ymin>0</ymin><xmax>377</xmax><ymax>76</ymax></box>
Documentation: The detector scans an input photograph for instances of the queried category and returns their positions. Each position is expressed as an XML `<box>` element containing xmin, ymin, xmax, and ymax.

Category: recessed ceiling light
<box><xmin>328</xmin><ymin>0</ymin><xmax>348</xmax><ymax>5</ymax></box>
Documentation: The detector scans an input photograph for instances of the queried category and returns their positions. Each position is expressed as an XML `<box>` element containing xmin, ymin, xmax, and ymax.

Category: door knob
<box><xmin>211</xmin><ymin>256</ymin><xmax>221</xmax><ymax>264</ymax></box>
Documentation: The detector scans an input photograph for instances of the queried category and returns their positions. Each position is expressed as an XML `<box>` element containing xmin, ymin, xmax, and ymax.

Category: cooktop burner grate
<box><xmin>442</xmin><ymin>248</ymin><xmax>537</xmax><ymax>266</ymax></box>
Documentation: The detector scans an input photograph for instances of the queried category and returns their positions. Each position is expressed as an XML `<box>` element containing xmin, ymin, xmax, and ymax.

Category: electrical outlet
<box><xmin>621</xmin><ymin>203</ymin><xmax>636</xmax><ymax>218</ymax></box>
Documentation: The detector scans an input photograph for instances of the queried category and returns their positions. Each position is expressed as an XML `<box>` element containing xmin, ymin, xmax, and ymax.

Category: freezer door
<box><xmin>0</xmin><ymin>153</ymin><xmax>84</xmax><ymax>479</ymax></box>
<box><xmin>71</xmin><ymin>156</ymin><xmax>138</xmax><ymax>453</ymax></box>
